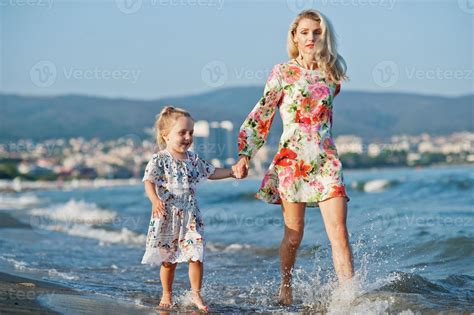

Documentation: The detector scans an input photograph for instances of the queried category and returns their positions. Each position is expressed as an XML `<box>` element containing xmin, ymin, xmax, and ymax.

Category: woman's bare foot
<box><xmin>158</xmin><ymin>291</ymin><xmax>173</xmax><ymax>309</ymax></box>
<box><xmin>278</xmin><ymin>283</ymin><xmax>293</xmax><ymax>305</ymax></box>
<box><xmin>191</xmin><ymin>290</ymin><xmax>209</xmax><ymax>312</ymax></box>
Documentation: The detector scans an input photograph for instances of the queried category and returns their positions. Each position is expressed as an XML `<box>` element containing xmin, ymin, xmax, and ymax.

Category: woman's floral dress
<box><xmin>238</xmin><ymin>60</ymin><xmax>350</xmax><ymax>207</ymax></box>
<box><xmin>141</xmin><ymin>149</ymin><xmax>215</xmax><ymax>265</ymax></box>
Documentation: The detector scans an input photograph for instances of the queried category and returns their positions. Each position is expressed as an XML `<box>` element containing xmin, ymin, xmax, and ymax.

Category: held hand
<box><xmin>232</xmin><ymin>155</ymin><xmax>249</xmax><ymax>179</ymax></box>
<box><xmin>151</xmin><ymin>198</ymin><xmax>166</xmax><ymax>219</ymax></box>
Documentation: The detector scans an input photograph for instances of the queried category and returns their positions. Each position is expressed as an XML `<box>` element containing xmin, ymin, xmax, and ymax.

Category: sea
<box><xmin>0</xmin><ymin>164</ymin><xmax>473</xmax><ymax>314</ymax></box>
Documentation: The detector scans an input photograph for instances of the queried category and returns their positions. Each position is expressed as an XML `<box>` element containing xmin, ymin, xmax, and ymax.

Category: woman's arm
<box><xmin>209</xmin><ymin>167</ymin><xmax>235</xmax><ymax>180</ymax></box>
<box><xmin>237</xmin><ymin>64</ymin><xmax>283</xmax><ymax>159</ymax></box>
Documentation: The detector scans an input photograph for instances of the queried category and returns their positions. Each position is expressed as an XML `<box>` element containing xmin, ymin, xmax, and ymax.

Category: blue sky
<box><xmin>1</xmin><ymin>0</ymin><xmax>472</xmax><ymax>99</ymax></box>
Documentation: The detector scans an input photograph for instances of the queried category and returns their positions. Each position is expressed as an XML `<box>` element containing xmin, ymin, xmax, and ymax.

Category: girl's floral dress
<box><xmin>141</xmin><ymin>149</ymin><xmax>215</xmax><ymax>265</ymax></box>
<box><xmin>238</xmin><ymin>60</ymin><xmax>350</xmax><ymax>207</ymax></box>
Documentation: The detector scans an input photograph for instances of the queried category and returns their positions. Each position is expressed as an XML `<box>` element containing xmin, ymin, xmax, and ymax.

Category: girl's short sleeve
<box><xmin>142</xmin><ymin>154</ymin><xmax>166</xmax><ymax>186</ymax></box>
<box><xmin>194</xmin><ymin>154</ymin><xmax>215</xmax><ymax>183</ymax></box>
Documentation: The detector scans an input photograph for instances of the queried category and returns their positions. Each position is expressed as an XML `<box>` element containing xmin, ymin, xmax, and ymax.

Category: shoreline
<box><xmin>0</xmin><ymin>163</ymin><xmax>472</xmax><ymax>192</ymax></box>
<box><xmin>0</xmin><ymin>212</ymin><xmax>155</xmax><ymax>314</ymax></box>
<box><xmin>0</xmin><ymin>271</ymin><xmax>78</xmax><ymax>315</ymax></box>
<box><xmin>0</xmin><ymin>271</ymin><xmax>153</xmax><ymax>315</ymax></box>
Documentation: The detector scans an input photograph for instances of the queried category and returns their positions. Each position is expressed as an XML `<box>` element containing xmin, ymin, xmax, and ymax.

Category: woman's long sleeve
<box><xmin>238</xmin><ymin>64</ymin><xmax>283</xmax><ymax>159</ymax></box>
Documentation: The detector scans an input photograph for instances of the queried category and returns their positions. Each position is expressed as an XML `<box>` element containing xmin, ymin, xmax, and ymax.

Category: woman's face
<box><xmin>293</xmin><ymin>18</ymin><xmax>322</xmax><ymax>56</ymax></box>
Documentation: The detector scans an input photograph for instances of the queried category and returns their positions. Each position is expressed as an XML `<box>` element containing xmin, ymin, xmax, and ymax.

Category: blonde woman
<box><xmin>232</xmin><ymin>10</ymin><xmax>354</xmax><ymax>305</ymax></box>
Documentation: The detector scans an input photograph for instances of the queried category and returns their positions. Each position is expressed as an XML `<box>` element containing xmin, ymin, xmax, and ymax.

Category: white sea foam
<box><xmin>46</xmin><ymin>224</ymin><xmax>146</xmax><ymax>246</ymax></box>
<box><xmin>29</xmin><ymin>199</ymin><xmax>117</xmax><ymax>225</ymax></box>
<box><xmin>0</xmin><ymin>194</ymin><xmax>43</xmax><ymax>210</ymax></box>
<box><xmin>363</xmin><ymin>179</ymin><xmax>391</xmax><ymax>193</ymax></box>
<box><xmin>0</xmin><ymin>257</ymin><xmax>79</xmax><ymax>280</ymax></box>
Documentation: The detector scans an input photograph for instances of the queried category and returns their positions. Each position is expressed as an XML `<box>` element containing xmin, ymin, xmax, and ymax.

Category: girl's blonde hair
<box><xmin>155</xmin><ymin>106</ymin><xmax>193</xmax><ymax>150</ymax></box>
<box><xmin>287</xmin><ymin>9</ymin><xmax>348</xmax><ymax>83</ymax></box>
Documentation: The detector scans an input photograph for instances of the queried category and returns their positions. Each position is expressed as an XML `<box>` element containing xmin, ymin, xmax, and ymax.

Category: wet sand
<box><xmin>0</xmin><ymin>271</ymin><xmax>78</xmax><ymax>314</ymax></box>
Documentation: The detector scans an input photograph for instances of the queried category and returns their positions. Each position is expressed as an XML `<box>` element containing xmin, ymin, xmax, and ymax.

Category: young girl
<box><xmin>141</xmin><ymin>106</ymin><xmax>234</xmax><ymax>311</ymax></box>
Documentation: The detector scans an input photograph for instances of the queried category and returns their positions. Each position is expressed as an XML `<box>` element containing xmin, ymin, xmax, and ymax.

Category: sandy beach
<box><xmin>0</xmin><ymin>271</ymin><xmax>78</xmax><ymax>314</ymax></box>
<box><xmin>0</xmin><ymin>212</ymin><xmax>154</xmax><ymax>315</ymax></box>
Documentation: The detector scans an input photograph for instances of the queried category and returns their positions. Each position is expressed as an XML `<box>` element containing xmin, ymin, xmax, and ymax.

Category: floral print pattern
<box><xmin>238</xmin><ymin>61</ymin><xmax>350</xmax><ymax>207</ymax></box>
<box><xmin>141</xmin><ymin>150</ymin><xmax>215</xmax><ymax>265</ymax></box>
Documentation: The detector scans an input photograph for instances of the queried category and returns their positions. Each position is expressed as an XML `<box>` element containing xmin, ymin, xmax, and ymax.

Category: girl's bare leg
<box><xmin>318</xmin><ymin>196</ymin><xmax>354</xmax><ymax>283</ymax></box>
<box><xmin>189</xmin><ymin>260</ymin><xmax>209</xmax><ymax>311</ymax></box>
<box><xmin>159</xmin><ymin>262</ymin><xmax>177</xmax><ymax>308</ymax></box>
<box><xmin>279</xmin><ymin>199</ymin><xmax>306</xmax><ymax>305</ymax></box>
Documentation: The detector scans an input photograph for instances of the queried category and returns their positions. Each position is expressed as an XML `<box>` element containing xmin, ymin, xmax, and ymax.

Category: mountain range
<box><xmin>0</xmin><ymin>88</ymin><xmax>472</xmax><ymax>142</ymax></box>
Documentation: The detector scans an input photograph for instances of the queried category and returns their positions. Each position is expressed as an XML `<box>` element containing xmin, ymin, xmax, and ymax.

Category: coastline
<box><xmin>0</xmin><ymin>271</ymin><xmax>153</xmax><ymax>315</ymax></box>
<box><xmin>0</xmin><ymin>213</ymin><xmax>153</xmax><ymax>314</ymax></box>
<box><xmin>0</xmin><ymin>163</ymin><xmax>472</xmax><ymax>192</ymax></box>
<box><xmin>0</xmin><ymin>271</ymin><xmax>77</xmax><ymax>315</ymax></box>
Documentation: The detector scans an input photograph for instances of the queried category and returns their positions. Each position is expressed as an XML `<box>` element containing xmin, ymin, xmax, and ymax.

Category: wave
<box><xmin>0</xmin><ymin>193</ymin><xmax>43</xmax><ymax>210</ymax></box>
<box><xmin>408</xmin><ymin>236</ymin><xmax>473</xmax><ymax>261</ymax></box>
<box><xmin>0</xmin><ymin>257</ymin><xmax>79</xmax><ymax>281</ymax></box>
<box><xmin>28</xmin><ymin>199</ymin><xmax>145</xmax><ymax>246</ymax></box>
<box><xmin>29</xmin><ymin>199</ymin><xmax>117</xmax><ymax>225</ymax></box>
<box><xmin>45</xmin><ymin>223</ymin><xmax>146</xmax><ymax>246</ymax></box>
<box><xmin>351</xmin><ymin>179</ymin><xmax>398</xmax><ymax>193</ymax></box>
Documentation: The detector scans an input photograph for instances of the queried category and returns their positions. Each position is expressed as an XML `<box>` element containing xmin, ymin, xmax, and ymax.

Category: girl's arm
<box><xmin>144</xmin><ymin>180</ymin><xmax>166</xmax><ymax>218</ymax></box>
<box><xmin>208</xmin><ymin>167</ymin><xmax>235</xmax><ymax>180</ymax></box>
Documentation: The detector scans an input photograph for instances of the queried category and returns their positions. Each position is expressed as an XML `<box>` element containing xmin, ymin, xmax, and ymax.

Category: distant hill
<box><xmin>0</xmin><ymin>88</ymin><xmax>472</xmax><ymax>143</ymax></box>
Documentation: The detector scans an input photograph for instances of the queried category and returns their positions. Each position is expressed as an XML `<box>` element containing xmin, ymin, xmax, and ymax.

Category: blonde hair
<box><xmin>155</xmin><ymin>106</ymin><xmax>193</xmax><ymax>150</ymax></box>
<box><xmin>287</xmin><ymin>9</ymin><xmax>348</xmax><ymax>83</ymax></box>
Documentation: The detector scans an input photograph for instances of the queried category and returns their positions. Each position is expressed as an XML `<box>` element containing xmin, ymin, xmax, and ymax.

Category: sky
<box><xmin>1</xmin><ymin>0</ymin><xmax>473</xmax><ymax>100</ymax></box>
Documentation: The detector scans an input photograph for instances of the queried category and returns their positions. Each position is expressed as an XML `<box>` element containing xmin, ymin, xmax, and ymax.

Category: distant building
<box><xmin>193</xmin><ymin>120</ymin><xmax>235</xmax><ymax>166</ymax></box>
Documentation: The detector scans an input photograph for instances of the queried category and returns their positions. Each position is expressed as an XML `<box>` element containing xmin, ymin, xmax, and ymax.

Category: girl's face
<box><xmin>164</xmin><ymin>116</ymin><xmax>194</xmax><ymax>154</ymax></box>
<box><xmin>293</xmin><ymin>18</ymin><xmax>322</xmax><ymax>56</ymax></box>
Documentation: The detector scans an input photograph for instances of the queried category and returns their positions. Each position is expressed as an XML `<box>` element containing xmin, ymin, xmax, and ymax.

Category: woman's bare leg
<box><xmin>318</xmin><ymin>196</ymin><xmax>354</xmax><ymax>283</ymax></box>
<box><xmin>279</xmin><ymin>199</ymin><xmax>306</xmax><ymax>305</ymax></box>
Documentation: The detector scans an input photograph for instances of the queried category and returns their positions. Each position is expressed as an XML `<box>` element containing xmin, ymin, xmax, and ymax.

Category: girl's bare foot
<box><xmin>158</xmin><ymin>291</ymin><xmax>173</xmax><ymax>309</ymax></box>
<box><xmin>278</xmin><ymin>283</ymin><xmax>293</xmax><ymax>306</ymax></box>
<box><xmin>191</xmin><ymin>290</ymin><xmax>209</xmax><ymax>312</ymax></box>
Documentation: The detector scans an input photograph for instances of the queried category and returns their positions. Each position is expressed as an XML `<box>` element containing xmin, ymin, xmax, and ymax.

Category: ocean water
<box><xmin>0</xmin><ymin>165</ymin><xmax>473</xmax><ymax>313</ymax></box>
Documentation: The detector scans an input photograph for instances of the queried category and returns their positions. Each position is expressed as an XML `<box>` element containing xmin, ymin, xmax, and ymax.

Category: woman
<box><xmin>232</xmin><ymin>9</ymin><xmax>354</xmax><ymax>305</ymax></box>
